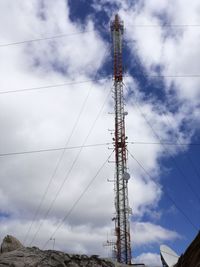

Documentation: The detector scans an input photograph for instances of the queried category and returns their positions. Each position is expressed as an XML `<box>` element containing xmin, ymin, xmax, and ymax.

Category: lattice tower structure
<box><xmin>111</xmin><ymin>14</ymin><xmax>132</xmax><ymax>265</ymax></box>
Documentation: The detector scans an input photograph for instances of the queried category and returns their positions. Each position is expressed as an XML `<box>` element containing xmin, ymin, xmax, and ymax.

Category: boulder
<box><xmin>1</xmin><ymin>235</ymin><xmax>23</xmax><ymax>253</ymax></box>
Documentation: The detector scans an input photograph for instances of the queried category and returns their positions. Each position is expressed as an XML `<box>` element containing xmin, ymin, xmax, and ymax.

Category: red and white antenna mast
<box><xmin>111</xmin><ymin>14</ymin><xmax>132</xmax><ymax>265</ymax></box>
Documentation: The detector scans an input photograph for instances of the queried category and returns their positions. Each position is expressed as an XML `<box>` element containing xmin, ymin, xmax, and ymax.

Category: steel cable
<box><xmin>42</xmin><ymin>151</ymin><xmax>114</xmax><ymax>249</ymax></box>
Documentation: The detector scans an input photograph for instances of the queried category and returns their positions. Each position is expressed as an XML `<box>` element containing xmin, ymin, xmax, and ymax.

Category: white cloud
<box><xmin>132</xmin><ymin>222</ymin><xmax>179</xmax><ymax>246</ymax></box>
<box><xmin>123</xmin><ymin>0</ymin><xmax>200</xmax><ymax>106</ymax></box>
<box><xmin>0</xmin><ymin>218</ymin><xmax>111</xmax><ymax>256</ymax></box>
<box><xmin>134</xmin><ymin>252</ymin><xmax>162</xmax><ymax>267</ymax></box>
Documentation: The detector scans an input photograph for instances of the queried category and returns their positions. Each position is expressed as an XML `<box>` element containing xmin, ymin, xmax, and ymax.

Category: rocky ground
<box><xmin>0</xmin><ymin>235</ymin><xmax>118</xmax><ymax>267</ymax></box>
<box><xmin>0</xmin><ymin>246</ymin><xmax>115</xmax><ymax>267</ymax></box>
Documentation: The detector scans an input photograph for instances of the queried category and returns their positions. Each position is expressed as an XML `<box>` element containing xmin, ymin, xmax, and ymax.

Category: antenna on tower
<box><xmin>110</xmin><ymin>14</ymin><xmax>132</xmax><ymax>265</ymax></box>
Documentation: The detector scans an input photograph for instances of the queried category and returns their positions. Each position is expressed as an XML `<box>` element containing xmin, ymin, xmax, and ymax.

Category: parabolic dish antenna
<box><xmin>160</xmin><ymin>245</ymin><xmax>179</xmax><ymax>267</ymax></box>
<box><xmin>123</xmin><ymin>172</ymin><xmax>130</xmax><ymax>181</ymax></box>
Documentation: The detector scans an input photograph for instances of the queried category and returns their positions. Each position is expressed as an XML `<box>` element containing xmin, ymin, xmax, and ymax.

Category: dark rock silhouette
<box><xmin>175</xmin><ymin>231</ymin><xmax>200</xmax><ymax>267</ymax></box>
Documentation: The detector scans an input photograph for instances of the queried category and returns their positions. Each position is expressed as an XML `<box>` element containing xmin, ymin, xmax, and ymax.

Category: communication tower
<box><xmin>110</xmin><ymin>14</ymin><xmax>132</xmax><ymax>265</ymax></box>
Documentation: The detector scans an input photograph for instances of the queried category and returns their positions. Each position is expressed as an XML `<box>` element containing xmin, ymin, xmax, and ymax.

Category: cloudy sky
<box><xmin>0</xmin><ymin>0</ymin><xmax>200</xmax><ymax>266</ymax></box>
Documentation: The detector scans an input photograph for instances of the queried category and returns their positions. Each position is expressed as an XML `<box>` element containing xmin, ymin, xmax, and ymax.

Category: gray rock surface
<box><xmin>1</xmin><ymin>235</ymin><xmax>23</xmax><ymax>253</ymax></box>
<box><xmin>0</xmin><ymin>236</ymin><xmax>133</xmax><ymax>266</ymax></box>
<box><xmin>0</xmin><ymin>246</ymin><xmax>115</xmax><ymax>267</ymax></box>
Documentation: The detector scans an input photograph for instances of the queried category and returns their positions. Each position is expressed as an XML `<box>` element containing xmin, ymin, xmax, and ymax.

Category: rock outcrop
<box><xmin>0</xmin><ymin>235</ymin><xmax>23</xmax><ymax>254</ymax></box>
<box><xmin>175</xmin><ymin>231</ymin><xmax>200</xmax><ymax>267</ymax></box>
<box><xmin>0</xmin><ymin>246</ymin><xmax>115</xmax><ymax>267</ymax></box>
<box><xmin>0</xmin><ymin>236</ymin><xmax>133</xmax><ymax>266</ymax></box>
